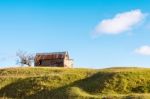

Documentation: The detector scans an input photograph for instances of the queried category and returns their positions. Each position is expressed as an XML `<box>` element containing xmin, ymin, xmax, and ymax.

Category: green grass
<box><xmin>1</xmin><ymin>67</ymin><xmax>150</xmax><ymax>99</ymax></box>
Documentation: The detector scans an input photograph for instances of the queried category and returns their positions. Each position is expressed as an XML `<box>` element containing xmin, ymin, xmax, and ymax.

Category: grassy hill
<box><xmin>1</xmin><ymin>67</ymin><xmax>150</xmax><ymax>99</ymax></box>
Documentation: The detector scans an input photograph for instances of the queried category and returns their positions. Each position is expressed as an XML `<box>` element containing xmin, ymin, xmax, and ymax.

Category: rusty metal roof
<box><xmin>35</xmin><ymin>52</ymin><xmax>68</xmax><ymax>60</ymax></box>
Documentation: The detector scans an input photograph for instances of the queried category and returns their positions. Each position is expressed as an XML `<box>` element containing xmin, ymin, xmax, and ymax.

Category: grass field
<box><xmin>1</xmin><ymin>67</ymin><xmax>150</xmax><ymax>99</ymax></box>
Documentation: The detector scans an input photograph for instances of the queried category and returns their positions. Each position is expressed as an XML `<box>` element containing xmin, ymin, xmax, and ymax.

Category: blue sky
<box><xmin>0</xmin><ymin>0</ymin><xmax>150</xmax><ymax>68</ymax></box>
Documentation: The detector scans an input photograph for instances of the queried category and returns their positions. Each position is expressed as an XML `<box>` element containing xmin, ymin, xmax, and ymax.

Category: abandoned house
<box><xmin>34</xmin><ymin>52</ymin><xmax>73</xmax><ymax>68</ymax></box>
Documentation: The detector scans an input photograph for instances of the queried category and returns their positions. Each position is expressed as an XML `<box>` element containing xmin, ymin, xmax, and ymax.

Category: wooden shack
<box><xmin>34</xmin><ymin>52</ymin><xmax>73</xmax><ymax>68</ymax></box>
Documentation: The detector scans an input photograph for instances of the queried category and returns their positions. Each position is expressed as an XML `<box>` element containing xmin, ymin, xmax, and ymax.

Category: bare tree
<box><xmin>16</xmin><ymin>51</ymin><xmax>35</xmax><ymax>66</ymax></box>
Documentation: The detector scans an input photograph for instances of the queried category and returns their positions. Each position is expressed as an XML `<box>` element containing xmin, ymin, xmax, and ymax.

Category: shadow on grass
<box><xmin>0</xmin><ymin>71</ymin><xmax>115</xmax><ymax>99</ymax></box>
<box><xmin>0</xmin><ymin>71</ymin><xmax>143</xmax><ymax>99</ymax></box>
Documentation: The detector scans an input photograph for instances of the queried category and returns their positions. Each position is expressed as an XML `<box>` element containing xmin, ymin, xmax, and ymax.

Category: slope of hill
<box><xmin>1</xmin><ymin>67</ymin><xmax>150</xmax><ymax>99</ymax></box>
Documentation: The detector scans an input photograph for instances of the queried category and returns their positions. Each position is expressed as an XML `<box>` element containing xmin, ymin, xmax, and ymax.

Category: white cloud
<box><xmin>94</xmin><ymin>9</ymin><xmax>146</xmax><ymax>35</ymax></box>
<box><xmin>135</xmin><ymin>45</ymin><xmax>150</xmax><ymax>56</ymax></box>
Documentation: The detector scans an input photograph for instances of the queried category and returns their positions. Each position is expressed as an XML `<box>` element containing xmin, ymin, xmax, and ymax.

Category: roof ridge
<box><xmin>36</xmin><ymin>51</ymin><xmax>68</xmax><ymax>55</ymax></box>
